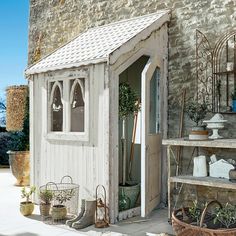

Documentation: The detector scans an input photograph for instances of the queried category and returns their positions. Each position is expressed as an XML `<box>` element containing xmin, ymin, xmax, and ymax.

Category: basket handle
<box><xmin>45</xmin><ymin>182</ymin><xmax>58</xmax><ymax>190</ymax></box>
<box><xmin>199</xmin><ymin>200</ymin><xmax>222</xmax><ymax>227</ymax></box>
<box><xmin>60</xmin><ymin>175</ymin><xmax>73</xmax><ymax>184</ymax></box>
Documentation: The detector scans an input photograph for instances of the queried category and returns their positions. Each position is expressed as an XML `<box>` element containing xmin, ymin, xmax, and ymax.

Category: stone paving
<box><xmin>0</xmin><ymin>168</ymin><xmax>174</xmax><ymax>236</ymax></box>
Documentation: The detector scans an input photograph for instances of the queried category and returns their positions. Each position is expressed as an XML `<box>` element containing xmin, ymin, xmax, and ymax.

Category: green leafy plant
<box><xmin>39</xmin><ymin>189</ymin><xmax>53</xmax><ymax>205</ymax></box>
<box><xmin>213</xmin><ymin>203</ymin><xmax>236</xmax><ymax>228</ymax></box>
<box><xmin>21</xmin><ymin>186</ymin><xmax>36</xmax><ymax>203</ymax></box>
<box><xmin>16</xmin><ymin>96</ymin><xmax>29</xmax><ymax>151</ymax></box>
<box><xmin>54</xmin><ymin>189</ymin><xmax>75</xmax><ymax>205</ymax></box>
<box><xmin>119</xmin><ymin>82</ymin><xmax>140</xmax><ymax>119</ymax></box>
<box><xmin>185</xmin><ymin>100</ymin><xmax>208</xmax><ymax>126</ymax></box>
<box><xmin>188</xmin><ymin>200</ymin><xmax>203</xmax><ymax>225</ymax></box>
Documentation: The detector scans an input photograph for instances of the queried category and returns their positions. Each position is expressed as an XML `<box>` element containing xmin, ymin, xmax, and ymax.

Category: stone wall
<box><xmin>29</xmin><ymin>0</ymin><xmax>236</xmax><ymax>206</ymax></box>
<box><xmin>29</xmin><ymin>0</ymin><xmax>236</xmax><ymax>137</ymax></box>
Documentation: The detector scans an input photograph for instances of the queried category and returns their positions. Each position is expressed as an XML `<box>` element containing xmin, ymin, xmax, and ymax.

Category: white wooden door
<box><xmin>141</xmin><ymin>58</ymin><xmax>161</xmax><ymax>217</ymax></box>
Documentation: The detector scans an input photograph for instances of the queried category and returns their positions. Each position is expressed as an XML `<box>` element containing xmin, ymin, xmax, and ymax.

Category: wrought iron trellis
<box><xmin>196</xmin><ymin>29</ymin><xmax>236</xmax><ymax>113</ymax></box>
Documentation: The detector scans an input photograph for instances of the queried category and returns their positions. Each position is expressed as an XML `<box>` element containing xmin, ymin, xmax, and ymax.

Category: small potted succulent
<box><xmin>51</xmin><ymin>189</ymin><xmax>75</xmax><ymax>220</ymax></box>
<box><xmin>185</xmin><ymin>100</ymin><xmax>209</xmax><ymax>140</ymax></box>
<box><xmin>20</xmin><ymin>186</ymin><xmax>36</xmax><ymax>216</ymax></box>
<box><xmin>39</xmin><ymin>189</ymin><xmax>53</xmax><ymax>217</ymax></box>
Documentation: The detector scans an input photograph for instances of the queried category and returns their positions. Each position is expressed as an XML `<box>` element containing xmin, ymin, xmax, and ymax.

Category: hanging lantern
<box><xmin>95</xmin><ymin>185</ymin><xmax>109</xmax><ymax>228</ymax></box>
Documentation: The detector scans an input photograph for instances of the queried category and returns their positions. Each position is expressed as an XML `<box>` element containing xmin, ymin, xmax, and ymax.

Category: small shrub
<box><xmin>0</xmin><ymin>132</ymin><xmax>22</xmax><ymax>165</ymax></box>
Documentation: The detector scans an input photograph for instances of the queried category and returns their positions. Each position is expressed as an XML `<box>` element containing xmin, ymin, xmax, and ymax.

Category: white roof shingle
<box><xmin>26</xmin><ymin>10</ymin><xmax>170</xmax><ymax>75</ymax></box>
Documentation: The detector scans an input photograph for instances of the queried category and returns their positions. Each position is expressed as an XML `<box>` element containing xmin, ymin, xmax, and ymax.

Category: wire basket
<box><xmin>40</xmin><ymin>175</ymin><xmax>79</xmax><ymax>215</ymax></box>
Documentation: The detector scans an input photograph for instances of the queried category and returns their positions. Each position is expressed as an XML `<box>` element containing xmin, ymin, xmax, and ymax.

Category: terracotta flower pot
<box><xmin>7</xmin><ymin>150</ymin><xmax>30</xmax><ymax>186</ymax></box>
<box><xmin>51</xmin><ymin>205</ymin><xmax>67</xmax><ymax>220</ymax></box>
<box><xmin>20</xmin><ymin>201</ymin><xmax>34</xmax><ymax>216</ymax></box>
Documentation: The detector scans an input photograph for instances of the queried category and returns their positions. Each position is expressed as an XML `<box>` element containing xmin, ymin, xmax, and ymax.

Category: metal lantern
<box><xmin>95</xmin><ymin>185</ymin><xmax>109</xmax><ymax>228</ymax></box>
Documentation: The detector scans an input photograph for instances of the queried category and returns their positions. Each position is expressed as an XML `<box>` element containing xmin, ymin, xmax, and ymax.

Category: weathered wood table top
<box><xmin>162</xmin><ymin>138</ymin><xmax>236</xmax><ymax>149</ymax></box>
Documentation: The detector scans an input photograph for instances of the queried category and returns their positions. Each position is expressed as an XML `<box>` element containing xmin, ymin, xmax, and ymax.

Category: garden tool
<box><xmin>66</xmin><ymin>199</ymin><xmax>85</xmax><ymax>227</ymax></box>
<box><xmin>72</xmin><ymin>199</ymin><xmax>96</xmax><ymax>229</ymax></box>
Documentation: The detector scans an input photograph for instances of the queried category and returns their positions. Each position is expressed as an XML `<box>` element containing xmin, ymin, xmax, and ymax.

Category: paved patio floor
<box><xmin>0</xmin><ymin>168</ymin><xmax>174</xmax><ymax>236</ymax></box>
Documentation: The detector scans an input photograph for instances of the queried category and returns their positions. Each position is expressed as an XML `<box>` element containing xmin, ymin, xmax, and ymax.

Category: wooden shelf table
<box><xmin>162</xmin><ymin>138</ymin><xmax>236</xmax><ymax>219</ymax></box>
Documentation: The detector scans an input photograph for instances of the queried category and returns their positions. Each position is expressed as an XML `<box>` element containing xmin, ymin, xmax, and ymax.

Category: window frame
<box><xmin>46</xmin><ymin>69</ymin><xmax>89</xmax><ymax>142</ymax></box>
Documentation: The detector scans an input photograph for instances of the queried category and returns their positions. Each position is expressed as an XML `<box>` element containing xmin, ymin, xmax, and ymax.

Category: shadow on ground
<box><xmin>0</xmin><ymin>233</ymin><xmax>39</xmax><ymax>236</ymax></box>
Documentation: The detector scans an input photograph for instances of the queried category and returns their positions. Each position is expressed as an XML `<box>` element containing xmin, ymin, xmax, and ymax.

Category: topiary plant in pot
<box><xmin>185</xmin><ymin>100</ymin><xmax>209</xmax><ymax>140</ymax></box>
<box><xmin>39</xmin><ymin>189</ymin><xmax>53</xmax><ymax>217</ymax></box>
<box><xmin>20</xmin><ymin>186</ymin><xmax>36</xmax><ymax>216</ymax></box>
<box><xmin>119</xmin><ymin>82</ymin><xmax>140</xmax><ymax>211</ymax></box>
<box><xmin>51</xmin><ymin>189</ymin><xmax>75</xmax><ymax>221</ymax></box>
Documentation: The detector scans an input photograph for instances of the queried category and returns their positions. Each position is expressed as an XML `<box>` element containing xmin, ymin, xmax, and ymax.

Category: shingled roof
<box><xmin>25</xmin><ymin>10</ymin><xmax>170</xmax><ymax>75</ymax></box>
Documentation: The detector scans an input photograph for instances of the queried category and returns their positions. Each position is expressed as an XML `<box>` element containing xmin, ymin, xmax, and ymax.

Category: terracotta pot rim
<box><xmin>52</xmin><ymin>204</ymin><xmax>66</xmax><ymax>208</ymax></box>
<box><xmin>20</xmin><ymin>201</ymin><xmax>33</xmax><ymax>205</ymax></box>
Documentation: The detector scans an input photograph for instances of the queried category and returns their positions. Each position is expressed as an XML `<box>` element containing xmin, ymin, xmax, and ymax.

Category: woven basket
<box><xmin>172</xmin><ymin>200</ymin><xmax>236</xmax><ymax>236</ymax></box>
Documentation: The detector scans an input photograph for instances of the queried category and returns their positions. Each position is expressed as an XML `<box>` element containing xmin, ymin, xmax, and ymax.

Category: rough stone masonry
<box><xmin>28</xmin><ymin>0</ymin><xmax>236</xmax><ymax>206</ymax></box>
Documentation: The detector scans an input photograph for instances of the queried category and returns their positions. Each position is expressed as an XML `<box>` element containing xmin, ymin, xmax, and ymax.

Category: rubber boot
<box><xmin>66</xmin><ymin>199</ymin><xmax>85</xmax><ymax>227</ymax></box>
<box><xmin>72</xmin><ymin>200</ymin><xmax>96</xmax><ymax>229</ymax></box>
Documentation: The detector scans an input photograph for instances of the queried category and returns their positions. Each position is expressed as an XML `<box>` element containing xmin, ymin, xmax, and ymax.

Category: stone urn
<box><xmin>7</xmin><ymin>150</ymin><xmax>30</xmax><ymax>186</ymax></box>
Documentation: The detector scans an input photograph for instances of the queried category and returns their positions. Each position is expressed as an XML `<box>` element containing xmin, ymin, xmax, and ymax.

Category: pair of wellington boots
<box><xmin>66</xmin><ymin>199</ymin><xmax>96</xmax><ymax>229</ymax></box>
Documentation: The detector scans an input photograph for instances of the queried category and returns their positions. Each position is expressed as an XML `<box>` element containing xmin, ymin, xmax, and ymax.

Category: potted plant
<box><xmin>51</xmin><ymin>189</ymin><xmax>75</xmax><ymax>220</ymax></box>
<box><xmin>20</xmin><ymin>186</ymin><xmax>36</xmax><ymax>216</ymax></box>
<box><xmin>7</xmin><ymin>94</ymin><xmax>30</xmax><ymax>186</ymax></box>
<box><xmin>39</xmin><ymin>189</ymin><xmax>53</xmax><ymax>217</ymax></box>
<box><xmin>172</xmin><ymin>200</ymin><xmax>236</xmax><ymax>235</ymax></box>
<box><xmin>231</xmin><ymin>88</ymin><xmax>236</xmax><ymax>112</ymax></box>
<box><xmin>213</xmin><ymin>203</ymin><xmax>236</xmax><ymax>229</ymax></box>
<box><xmin>185</xmin><ymin>100</ymin><xmax>209</xmax><ymax>140</ymax></box>
<box><xmin>119</xmin><ymin>82</ymin><xmax>140</xmax><ymax>211</ymax></box>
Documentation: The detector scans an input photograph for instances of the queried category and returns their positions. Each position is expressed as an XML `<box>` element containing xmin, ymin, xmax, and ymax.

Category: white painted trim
<box><xmin>29</xmin><ymin>78</ymin><xmax>34</xmax><ymax>187</ymax></box>
<box><xmin>45</xmin><ymin>68</ymin><xmax>90</xmax><ymax>141</ymax></box>
<box><xmin>69</xmin><ymin>79</ymin><xmax>85</xmax><ymax>103</ymax></box>
<box><xmin>109</xmin><ymin>11</ymin><xmax>170</xmax><ymax>65</ymax></box>
<box><xmin>25</xmin><ymin>58</ymin><xmax>107</xmax><ymax>75</ymax></box>
<box><xmin>141</xmin><ymin>56</ymin><xmax>161</xmax><ymax>217</ymax></box>
<box><xmin>49</xmin><ymin>81</ymin><xmax>63</xmax><ymax>105</ymax></box>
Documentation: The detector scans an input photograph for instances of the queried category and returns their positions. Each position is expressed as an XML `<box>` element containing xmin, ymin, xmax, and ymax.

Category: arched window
<box><xmin>50</xmin><ymin>82</ymin><xmax>63</xmax><ymax>132</ymax></box>
<box><xmin>70</xmin><ymin>79</ymin><xmax>85</xmax><ymax>132</ymax></box>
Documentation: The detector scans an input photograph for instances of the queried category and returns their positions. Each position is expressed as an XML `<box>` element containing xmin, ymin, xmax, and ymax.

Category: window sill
<box><xmin>46</xmin><ymin>132</ymin><xmax>89</xmax><ymax>142</ymax></box>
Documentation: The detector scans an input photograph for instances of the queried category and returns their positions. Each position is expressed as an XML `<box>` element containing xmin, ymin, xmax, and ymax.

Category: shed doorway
<box><xmin>118</xmin><ymin>55</ymin><xmax>162</xmax><ymax>219</ymax></box>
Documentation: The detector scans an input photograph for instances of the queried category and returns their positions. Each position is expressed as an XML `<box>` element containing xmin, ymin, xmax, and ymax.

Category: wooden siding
<box><xmin>31</xmin><ymin>63</ymin><xmax>110</xmax><ymax>203</ymax></box>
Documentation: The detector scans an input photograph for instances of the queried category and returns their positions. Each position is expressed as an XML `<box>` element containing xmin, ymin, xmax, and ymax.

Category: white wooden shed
<box><xmin>25</xmin><ymin>10</ymin><xmax>170</xmax><ymax>222</ymax></box>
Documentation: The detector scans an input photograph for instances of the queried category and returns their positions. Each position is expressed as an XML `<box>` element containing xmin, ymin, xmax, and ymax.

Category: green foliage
<box><xmin>17</xmin><ymin>96</ymin><xmax>29</xmax><ymax>151</ymax></box>
<box><xmin>185</xmin><ymin>100</ymin><xmax>208</xmax><ymax>126</ymax></box>
<box><xmin>21</xmin><ymin>186</ymin><xmax>36</xmax><ymax>203</ymax></box>
<box><xmin>119</xmin><ymin>82</ymin><xmax>140</xmax><ymax>119</ymax></box>
<box><xmin>188</xmin><ymin>200</ymin><xmax>203</xmax><ymax>225</ymax></box>
<box><xmin>54</xmin><ymin>189</ymin><xmax>75</xmax><ymax>205</ymax></box>
<box><xmin>39</xmin><ymin>189</ymin><xmax>53</xmax><ymax>205</ymax></box>
<box><xmin>213</xmin><ymin>203</ymin><xmax>236</xmax><ymax>228</ymax></box>
<box><xmin>0</xmin><ymin>132</ymin><xmax>21</xmax><ymax>165</ymax></box>
<box><xmin>231</xmin><ymin>88</ymin><xmax>236</xmax><ymax>100</ymax></box>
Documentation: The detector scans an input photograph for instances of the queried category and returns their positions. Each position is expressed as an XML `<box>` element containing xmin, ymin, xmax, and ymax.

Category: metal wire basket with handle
<box><xmin>40</xmin><ymin>175</ymin><xmax>79</xmax><ymax>215</ymax></box>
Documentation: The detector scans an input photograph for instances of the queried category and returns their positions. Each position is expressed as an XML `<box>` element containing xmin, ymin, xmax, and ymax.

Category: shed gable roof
<box><xmin>26</xmin><ymin>10</ymin><xmax>170</xmax><ymax>75</ymax></box>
